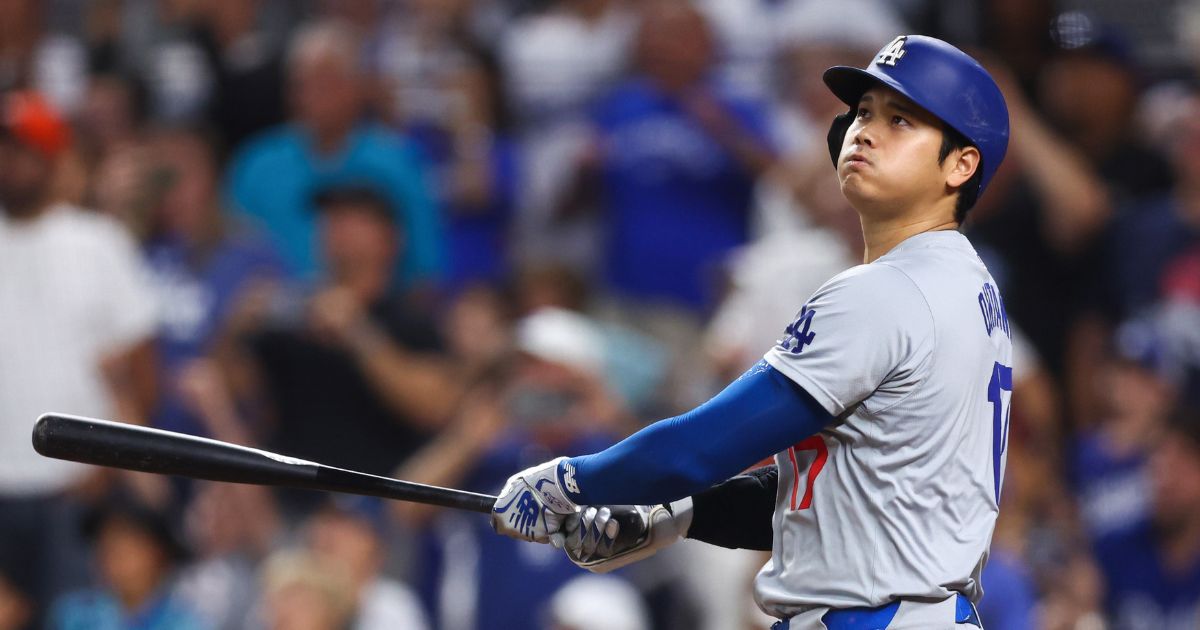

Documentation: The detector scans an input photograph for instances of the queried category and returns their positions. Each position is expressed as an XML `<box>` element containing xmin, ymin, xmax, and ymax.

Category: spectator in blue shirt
<box><xmin>49</xmin><ymin>492</ymin><xmax>207</xmax><ymax>630</ymax></box>
<box><xmin>1093</xmin><ymin>406</ymin><xmax>1200</xmax><ymax>629</ymax></box>
<box><xmin>574</xmin><ymin>0</ymin><xmax>776</xmax><ymax>312</ymax></box>
<box><xmin>1071</xmin><ymin>320</ymin><xmax>1180</xmax><ymax>541</ymax></box>
<box><xmin>977</xmin><ymin>547</ymin><xmax>1037</xmax><ymax>630</ymax></box>
<box><xmin>139</xmin><ymin>126</ymin><xmax>284</xmax><ymax>440</ymax></box>
<box><xmin>1102</xmin><ymin>87</ymin><xmax>1200</xmax><ymax>323</ymax></box>
<box><xmin>393</xmin><ymin>308</ymin><xmax>633</xmax><ymax>630</ymax></box>
<box><xmin>226</xmin><ymin>20</ymin><xmax>443</xmax><ymax>287</ymax></box>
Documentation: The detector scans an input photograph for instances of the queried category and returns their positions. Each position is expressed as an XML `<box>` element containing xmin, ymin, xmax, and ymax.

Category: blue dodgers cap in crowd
<box><xmin>1114</xmin><ymin>316</ymin><xmax>1182</xmax><ymax>386</ymax></box>
<box><xmin>823</xmin><ymin>35</ymin><xmax>1011</xmax><ymax>201</ymax></box>
<box><xmin>1049</xmin><ymin>11</ymin><xmax>1137</xmax><ymax>70</ymax></box>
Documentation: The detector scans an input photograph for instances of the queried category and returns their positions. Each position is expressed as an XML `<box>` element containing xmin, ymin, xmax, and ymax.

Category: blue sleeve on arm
<box><xmin>561</xmin><ymin>360</ymin><xmax>833</xmax><ymax>506</ymax></box>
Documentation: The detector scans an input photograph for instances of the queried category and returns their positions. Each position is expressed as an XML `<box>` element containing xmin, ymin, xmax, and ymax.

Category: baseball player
<box><xmin>492</xmin><ymin>35</ymin><xmax>1013</xmax><ymax>630</ymax></box>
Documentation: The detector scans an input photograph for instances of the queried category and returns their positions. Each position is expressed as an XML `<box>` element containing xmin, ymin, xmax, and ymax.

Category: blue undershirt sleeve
<box><xmin>560</xmin><ymin>360</ymin><xmax>834</xmax><ymax>506</ymax></box>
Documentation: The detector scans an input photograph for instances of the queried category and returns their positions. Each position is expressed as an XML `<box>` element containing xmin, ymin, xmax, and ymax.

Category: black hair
<box><xmin>937</xmin><ymin>125</ymin><xmax>983</xmax><ymax>224</ymax></box>
<box><xmin>312</xmin><ymin>185</ymin><xmax>399</xmax><ymax>228</ymax></box>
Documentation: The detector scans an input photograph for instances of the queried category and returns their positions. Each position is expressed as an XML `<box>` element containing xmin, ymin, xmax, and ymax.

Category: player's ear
<box><xmin>945</xmin><ymin>146</ymin><xmax>980</xmax><ymax>189</ymax></box>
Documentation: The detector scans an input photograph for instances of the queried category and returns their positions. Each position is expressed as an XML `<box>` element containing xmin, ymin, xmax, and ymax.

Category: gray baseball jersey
<box><xmin>756</xmin><ymin>230</ymin><xmax>1014</xmax><ymax>617</ymax></box>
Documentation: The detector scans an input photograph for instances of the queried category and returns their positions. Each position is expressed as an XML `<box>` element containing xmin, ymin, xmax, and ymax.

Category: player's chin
<box><xmin>838</xmin><ymin>171</ymin><xmax>874</xmax><ymax>199</ymax></box>
<box><xmin>839</xmin><ymin>178</ymin><xmax>896</xmax><ymax>212</ymax></box>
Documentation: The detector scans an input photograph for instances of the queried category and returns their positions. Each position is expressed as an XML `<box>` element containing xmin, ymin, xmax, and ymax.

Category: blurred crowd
<box><xmin>1</xmin><ymin>0</ymin><xmax>1200</xmax><ymax>629</ymax></box>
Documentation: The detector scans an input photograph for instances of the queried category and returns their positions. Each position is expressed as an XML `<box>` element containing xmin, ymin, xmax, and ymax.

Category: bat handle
<box><xmin>608</xmin><ymin>506</ymin><xmax>651</xmax><ymax>550</ymax></box>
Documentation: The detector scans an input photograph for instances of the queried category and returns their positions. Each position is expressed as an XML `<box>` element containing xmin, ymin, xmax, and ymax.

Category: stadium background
<box><xmin>1</xmin><ymin>0</ymin><xmax>1199</xmax><ymax>628</ymax></box>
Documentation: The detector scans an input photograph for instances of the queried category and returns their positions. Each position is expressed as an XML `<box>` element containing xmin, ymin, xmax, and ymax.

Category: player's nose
<box><xmin>851</xmin><ymin>121</ymin><xmax>876</xmax><ymax>148</ymax></box>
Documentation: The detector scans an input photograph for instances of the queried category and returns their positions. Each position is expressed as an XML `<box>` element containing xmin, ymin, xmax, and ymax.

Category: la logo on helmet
<box><xmin>876</xmin><ymin>36</ymin><xmax>907</xmax><ymax>66</ymax></box>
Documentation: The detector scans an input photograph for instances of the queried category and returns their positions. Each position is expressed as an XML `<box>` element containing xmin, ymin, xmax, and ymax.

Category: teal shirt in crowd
<box><xmin>226</xmin><ymin>123</ymin><xmax>444</xmax><ymax>284</ymax></box>
<box><xmin>49</xmin><ymin>588</ymin><xmax>208</xmax><ymax>630</ymax></box>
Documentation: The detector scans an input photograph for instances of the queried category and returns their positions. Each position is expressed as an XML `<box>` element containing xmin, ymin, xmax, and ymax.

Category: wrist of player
<box><xmin>491</xmin><ymin>457</ymin><xmax>580</xmax><ymax>544</ymax></box>
<box><xmin>563</xmin><ymin>497</ymin><xmax>693</xmax><ymax>573</ymax></box>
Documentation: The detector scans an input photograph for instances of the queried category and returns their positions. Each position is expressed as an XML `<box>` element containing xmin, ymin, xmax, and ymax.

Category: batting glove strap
<box><xmin>567</xmin><ymin>497</ymin><xmax>693</xmax><ymax>573</ymax></box>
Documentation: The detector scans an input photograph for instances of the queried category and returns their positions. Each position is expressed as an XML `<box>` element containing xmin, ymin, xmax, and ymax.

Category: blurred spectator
<box><xmin>500</xmin><ymin>0</ymin><xmax>632</xmax><ymax>133</ymax></box>
<box><xmin>1060</xmin><ymin>59</ymin><xmax>1199</xmax><ymax>430</ymax></box>
<box><xmin>917</xmin><ymin>0</ymin><xmax>1055</xmax><ymax>98</ymax></box>
<box><xmin>501</xmin><ymin>0</ymin><xmax>634</xmax><ymax>270</ymax></box>
<box><xmin>226</xmin><ymin>19</ymin><xmax>443</xmax><ymax>285</ymax></box>
<box><xmin>108</xmin><ymin>0</ymin><xmax>215</xmax><ymax>124</ymax></box>
<box><xmin>48</xmin><ymin>491</ymin><xmax>206</xmax><ymax>630</ymax></box>
<box><xmin>0</xmin><ymin>574</ymin><xmax>30</xmax><ymax>630</ymax></box>
<box><xmin>577</xmin><ymin>0</ymin><xmax>775</xmax><ymax>314</ymax></box>
<box><xmin>74</xmin><ymin>72</ymin><xmax>148</xmax><ymax>169</ymax></box>
<box><xmin>246</xmin><ymin>185</ymin><xmax>459</xmax><ymax>515</ymax></box>
<box><xmin>361</xmin><ymin>0</ymin><xmax>519</xmax><ymax>291</ymax></box>
<box><xmin>0</xmin><ymin>91</ymin><xmax>157</xmax><ymax>626</ymax></box>
<box><xmin>693</xmin><ymin>0</ymin><xmax>787</xmax><ymax>102</ymax></box>
<box><xmin>993</xmin><ymin>418</ymin><xmax>1101</xmax><ymax>629</ymax></box>
<box><xmin>1041</xmin><ymin>12</ymin><xmax>1174</xmax><ymax>203</ymax></box>
<box><xmin>425</xmin><ymin>119</ymin><xmax>519</xmax><ymax>293</ymax></box>
<box><xmin>395</xmin><ymin>307</ymin><xmax>631</xmax><ymax>630</ymax></box>
<box><xmin>0</xmin><ymin>0</ymin><xmax>89</xmax><ymax>114</ymax></box>
<box><xmin>982</xmin><ymin>549</ymin><xmax>1041</xmax><ymax>629</ymax></box>
<box><xmin>93</xmin><ymin>0</ymin><xmax>293</xmax><ymax>138</ymax></box>
<box><xmin>192</xmin><ymin>0</ymin><xmax>290</xmax><ymax>152</ymax></box>
<box><xmin>1038</xmin><ymin>551</ymin><xmax>1107</xmax><ymax>630</ymax></box>
<box><xmin>177</xmin><ymin>482</ymin><xmax>282</xmax><ymax>630</ymax></box>
<box><xmin>513</xmin><ymin>262</ymin><xmax>591</xmax><ymax>315</ymax></box>
<box><xmin>545</xmin><ymin>574</ymin><xmax>650</xmax><ymax>630</ymax></box>
<box><xmin>357</xmin><ymin>0</ymin><xmax>497</xmax><ymax>135</ymax></box>
<box><xmin>1106</xmin><ymin>86</ymin><xmax>1200</xmax><ymax>321</ymax></box>
<box><xmin>514</xmin><ymin>263</ymin><xmax>670</xmax><ymax>415</ymax></box>
<box><xmin>305</xmin><ymin>498</ymin><xmax>430</xmax><ymax>630</ymax></box>
<box><xmin>695</xmin><ymin>0</ymin><xmax>840</xmax><ymax>104</ymax></box>
<box><xmin>135</xmin><ymin>125</ymin><xmax>285</xmax><ymax>439</ymax></box>
<box><xmin>1157</xmin><ymin>244</ymin><xmax>1200</xmax><ymax>406</ymax></box>
<box><xmin>442</xmin><ymin>282</ymin><xmax>516</xmax><ymax>382</ymax></box>
<box><xmin>1094</xmin><ymin>406</ymin><xmax>1200</xmax><ymax>628</ymax></box>
<box><xmin>259</xmin><ymin>551</ymin><xmax>354</xmax><ymax>630</ymax></box>
<box><xmin>977</xmin><ymin>548</ymin><xmax>1038</xmax><ymax>630</ymax></box>
<box><xmin>1071</xmin><ymin>321</ymin><xmax>1179</xmax><ymax>541</ymax></box>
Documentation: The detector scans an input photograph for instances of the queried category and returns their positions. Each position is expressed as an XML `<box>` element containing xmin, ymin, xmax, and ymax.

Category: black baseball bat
<box><xmin>31</xmin><ymin>413</ymin><xmax>496</xmax><ymax>513</ymax></box>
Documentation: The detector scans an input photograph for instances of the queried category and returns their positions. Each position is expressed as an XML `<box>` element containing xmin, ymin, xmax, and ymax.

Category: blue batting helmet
<box><xmin>823</xmin><ymin>35</ymin><xmax>1010</xmax><ymax>202</ymax></box>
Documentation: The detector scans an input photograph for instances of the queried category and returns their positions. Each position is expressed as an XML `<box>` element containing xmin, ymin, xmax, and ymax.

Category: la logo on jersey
<box><xmin>877</xmin><ymin>36</ymin><xmax>907</xmax><ymax>66</ymax></box>
<box><xmin>780</xmin><ymin>305</ymin><xmax>817</xmax><ymax>355</ymax></box>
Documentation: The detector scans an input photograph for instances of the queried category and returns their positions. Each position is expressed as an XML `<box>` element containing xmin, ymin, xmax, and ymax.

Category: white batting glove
<box><xmin>491</xmin><ymin>457</ymin><xmax>579</xmax><ymax>544</ymax></box>
<box><xmin>562</xmin><ymin>498</ymin><xmax>693</xmax><ymax>573</ymax></box>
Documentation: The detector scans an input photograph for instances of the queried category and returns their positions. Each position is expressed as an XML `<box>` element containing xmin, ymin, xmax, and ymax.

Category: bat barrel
<box><xmin>33</xmin><ymin>413</ymin><xmax>314</xmax><ymax>484</ymax></box>
<box><xmin>33</xmin><ymin>413</ymin><xmax>496</xmax><ymax>514</ymax></box>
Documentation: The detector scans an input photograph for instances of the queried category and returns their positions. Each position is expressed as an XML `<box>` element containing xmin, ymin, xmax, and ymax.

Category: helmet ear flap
<box><xmin>827</xmin><ymin>109</ymin><xmax>855</xmax><ymax>167</ymax></box>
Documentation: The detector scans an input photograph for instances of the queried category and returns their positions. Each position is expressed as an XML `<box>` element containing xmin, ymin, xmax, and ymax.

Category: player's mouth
<box><xmin>844</xmin><ymin>152</ymin><xmax>871</xmax><ymax>167</ymax></box>
<box><xmin>842</xmin><ymin>152</ymin><xmax>872</xmax><ymax>172</ymax></box>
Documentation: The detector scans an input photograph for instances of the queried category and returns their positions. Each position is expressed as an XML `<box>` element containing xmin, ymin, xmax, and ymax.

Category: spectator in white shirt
<box><xmin>0</xmin><ymin>90</ymin><xmax>158</xmax><ymax>627</ymax></box>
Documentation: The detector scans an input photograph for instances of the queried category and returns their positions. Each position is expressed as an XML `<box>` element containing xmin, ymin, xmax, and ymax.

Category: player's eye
<box><xmin>856</xmin><ymin>107</ymin><xmax>870</xmax><ymax>119</ymax></box>
<box><xmin>892</xmin><ymin>115</ymin><xmax>910</xmax><ymax>127</ymax></box>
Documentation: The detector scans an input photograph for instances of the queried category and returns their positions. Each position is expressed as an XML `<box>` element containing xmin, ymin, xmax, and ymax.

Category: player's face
<box><xmin>836</xmin><ymin>87</ymin><xmax>977</xmax><ymax>218</ymax></box>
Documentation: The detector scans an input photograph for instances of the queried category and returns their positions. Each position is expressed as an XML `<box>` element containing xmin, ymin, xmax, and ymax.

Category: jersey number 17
<box><xmin>989</xmin><ymin>361</ymin><xmax>1013</xmax><ymax>502</ymax></box>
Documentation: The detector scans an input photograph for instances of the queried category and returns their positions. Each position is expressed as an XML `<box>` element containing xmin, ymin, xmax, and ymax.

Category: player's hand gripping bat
<box><xmin>32</xmin><ymin>412</ymin><xmax>496</xmax><ymax>512</ymax></box>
